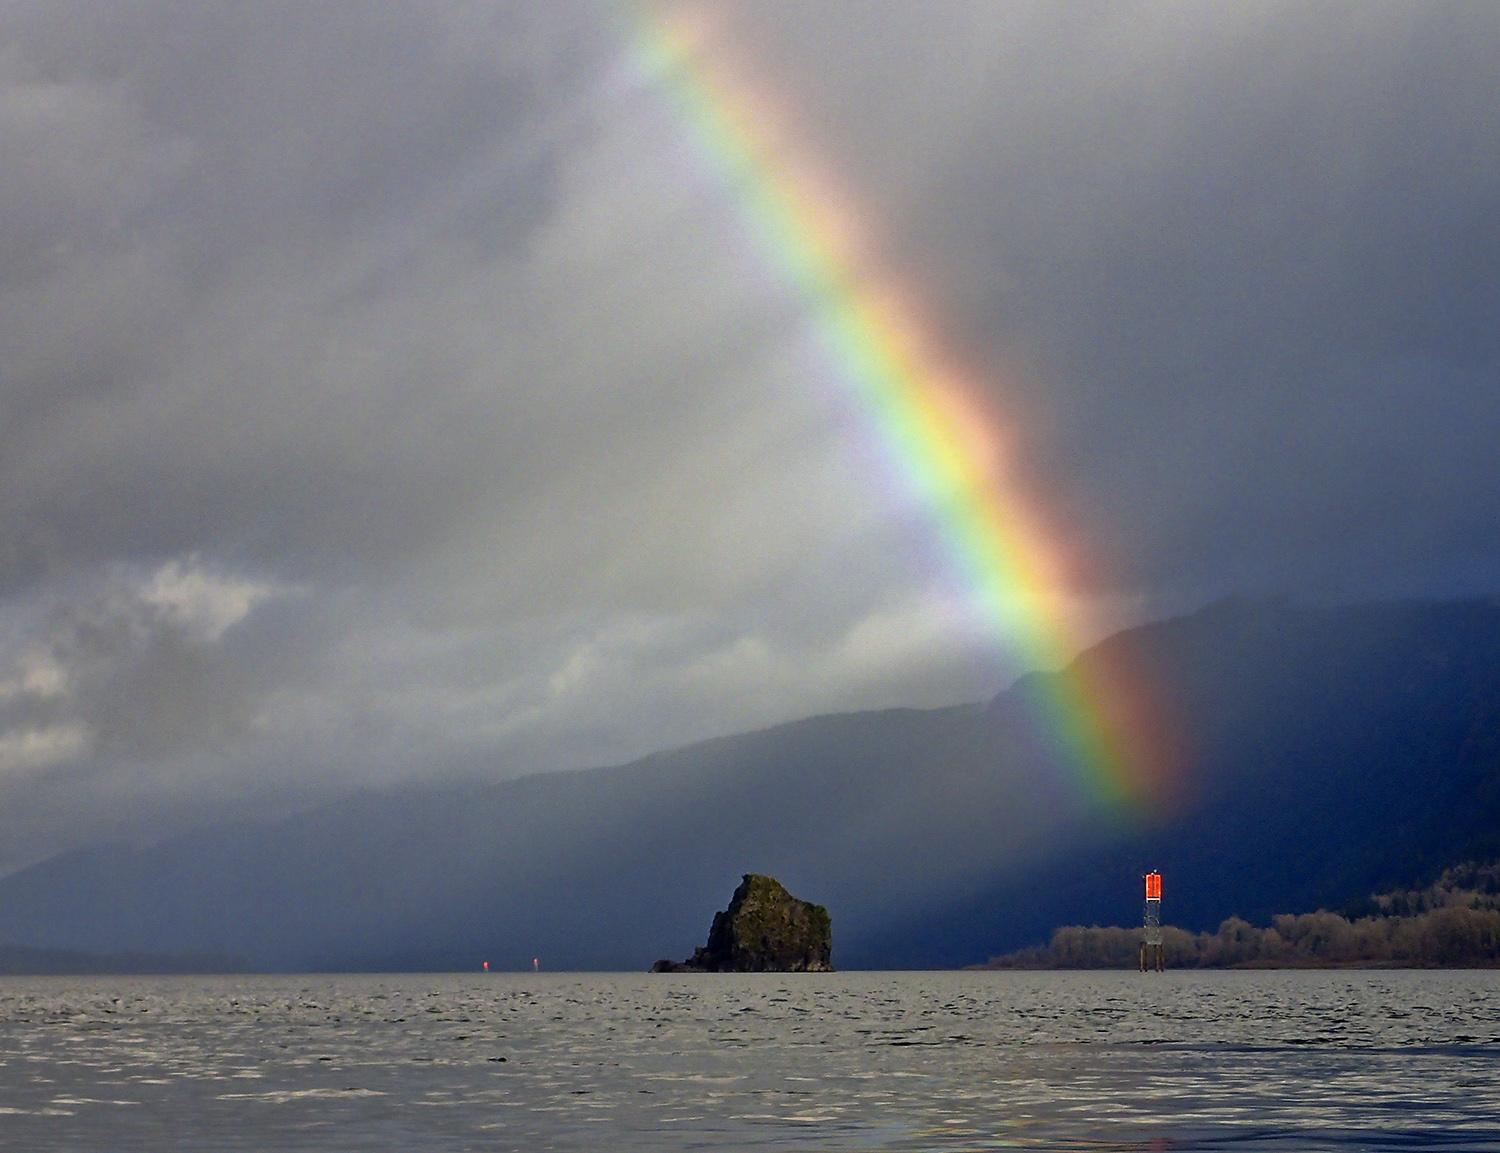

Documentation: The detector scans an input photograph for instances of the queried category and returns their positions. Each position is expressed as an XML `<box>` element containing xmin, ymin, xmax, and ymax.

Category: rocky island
<box><xmin>652</xmin><ymin>874</ymin><xmax>833</xmax><ymax>972</ymax></box>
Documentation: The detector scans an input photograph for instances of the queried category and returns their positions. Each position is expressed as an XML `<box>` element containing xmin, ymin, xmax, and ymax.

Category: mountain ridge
<box><xmin>0</xmin><ymin>595</ymin><xmax>1495</xmax><ymax>970</ymax></box>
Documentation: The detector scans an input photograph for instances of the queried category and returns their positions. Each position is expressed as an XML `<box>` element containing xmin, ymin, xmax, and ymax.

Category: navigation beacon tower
<box><xmin>1141</xmin><ymin>870</ymin><xmax>1164</xmax><ymax>972</ymax></box>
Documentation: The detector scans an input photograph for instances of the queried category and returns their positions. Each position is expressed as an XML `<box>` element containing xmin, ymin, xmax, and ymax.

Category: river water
<box><xmin>0</xmin><ymin>970</ymin><xmax>1496</xmax><ymax>1151</ymax></box>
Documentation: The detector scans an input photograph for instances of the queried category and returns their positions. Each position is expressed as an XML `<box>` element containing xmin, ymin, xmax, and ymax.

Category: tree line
<box><xmin>977</xmin><ymin>861</ymin><xmax>1500</xmax><ymax>969</ymax></box>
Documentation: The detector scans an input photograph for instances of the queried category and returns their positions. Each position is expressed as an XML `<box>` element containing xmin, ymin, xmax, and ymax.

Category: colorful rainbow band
<box><xmin>634</xmin><ymin>12</ymin><xmax>1170</xmax><ymax>815</ymax></box>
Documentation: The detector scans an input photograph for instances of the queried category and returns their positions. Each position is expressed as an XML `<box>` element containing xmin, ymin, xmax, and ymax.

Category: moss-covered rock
<box><xmin>652</xmin><ymin>874</ymin><xmax>833</xmax><ymax>972</ymax></box>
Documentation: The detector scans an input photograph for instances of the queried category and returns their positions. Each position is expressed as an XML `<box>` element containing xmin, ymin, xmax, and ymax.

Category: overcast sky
<box><xmin>1</xmin><ymin>0</ymin><xmax>1496</xmax><ymax>868</ymax></box>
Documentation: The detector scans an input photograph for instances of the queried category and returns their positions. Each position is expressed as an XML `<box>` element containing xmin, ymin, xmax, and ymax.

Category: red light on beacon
<box><xmin>482</xmin><ymin>960</ymin><xmax>490</xmax><ymax>972</ymax></box>
<box><xmin>1145</xmin><ymin>872</ymin><xmax>1162</xmax><ymax>900</ymax></box>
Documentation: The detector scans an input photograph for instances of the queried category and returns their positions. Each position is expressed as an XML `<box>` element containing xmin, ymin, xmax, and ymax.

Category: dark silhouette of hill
<box><xmin>870</xmin><ymin>597</ymin><xmax>1500</xmax><ymax>965</ymax></box>
<box><xmin>0</xmin><ymin>597</ymin><xmax>1495</xmax><ymax>970</ymax></box>
<box><xmin>0</xmin><ymin>942</ymin><xmax>242</xmax><ymax>975</ymax></box>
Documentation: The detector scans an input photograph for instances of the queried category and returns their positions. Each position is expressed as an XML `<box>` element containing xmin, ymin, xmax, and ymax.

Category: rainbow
<box><xmin>632</xmin><ymin>10</ymin><xmax>1173</xmax><ymax>814</ymax></box>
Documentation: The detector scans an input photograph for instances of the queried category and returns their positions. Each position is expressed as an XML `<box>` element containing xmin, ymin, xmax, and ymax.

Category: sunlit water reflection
<box><xmin>1</xmin><ymin>970</ymin><xmax>1496</xmax><ymax>1150</ymax></box>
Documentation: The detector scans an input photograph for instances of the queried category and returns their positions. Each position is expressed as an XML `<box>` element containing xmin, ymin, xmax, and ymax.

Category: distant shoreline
<box><xmin>0</xmin><ymin>943</ymin><xmax>244</xmax><ymax>977</ymax></box>
<box><xmin>970</xmin><ymin>959</ymin><xmax>1500</xmax><ymax>971</ymax></box>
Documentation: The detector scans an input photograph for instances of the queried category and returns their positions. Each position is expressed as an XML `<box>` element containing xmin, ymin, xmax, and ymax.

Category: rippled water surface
<box><xmin>1</xmin><ymin>970</ymin><xmax>1497</xmax><ymax>1150</ymax></box>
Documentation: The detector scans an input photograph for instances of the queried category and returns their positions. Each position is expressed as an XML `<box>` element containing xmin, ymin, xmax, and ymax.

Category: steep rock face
<box><xmin>653</xmin><ymin>874</ymin><xmax>832</xmax><ymax>972</ymax></box>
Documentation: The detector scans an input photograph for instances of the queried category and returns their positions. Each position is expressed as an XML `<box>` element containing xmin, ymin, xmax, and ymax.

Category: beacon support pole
<box><xmin>1141</xmin><ymin>870</ymin><xmax>1164</xmax><ymax>972</ymax></box>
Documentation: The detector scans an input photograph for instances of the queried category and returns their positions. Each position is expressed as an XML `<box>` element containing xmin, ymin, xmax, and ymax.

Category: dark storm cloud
<box><xmin>723</xmin><ymin>1</ymin><xmax>1500</xmax><ymax>612</ymax></box>
<box><xmin>0</xmin><ymin>1</ymin><xmax>592</xmax><ymax>591</ymax></box>
<box><xmin>0</xmin><ymin>0</ymin><xmax>1496</xmax><ymax>866</ymax></box>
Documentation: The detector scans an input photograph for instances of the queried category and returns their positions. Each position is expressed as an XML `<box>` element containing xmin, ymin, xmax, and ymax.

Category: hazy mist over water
<box><xmin>1</xmin><ymin>970</ymin><xmax>1497</xmax><ymax>1151</ymax></box>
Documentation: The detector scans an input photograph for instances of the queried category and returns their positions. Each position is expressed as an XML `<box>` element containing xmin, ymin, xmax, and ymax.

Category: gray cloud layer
<box><xmin>1</xmin><ymin>0</ymin><xmax>1496</xmax><ymax>868</ymax></box>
